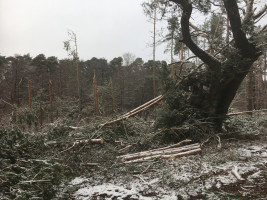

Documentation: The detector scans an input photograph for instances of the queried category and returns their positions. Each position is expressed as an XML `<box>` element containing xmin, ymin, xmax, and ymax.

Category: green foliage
<box><xmin>162</xmin><ymin>15</ymin><xmax>182</xmax><ymax>53</ymax></box>
<box><xmin>31</xmin><ymin>54</ymin><xmax>46</xmax><ymax>66</ymax></box>
<box><xmin>155</xmin><ymin>63</ymin><xmax>218</xmax><ymax>141</ymax></box>
<box><xmin>224</xmin><ymin>115</ymin><xmax>267</xmax><ymax>135</ymax></box>
<box><xmin>63</xmin><ymin>31</ymin><xmax>79</xmax><ymax>61</ymax></box>
<box><xmin>191</xmin><ymin>0</ymin><xmax>211</xmax><ymax>14</ymax></box>
<box><xmin>46</xmin><ymin>56</ymin><xmax>58</xmax><ymax>73</ymax></box>
<box><xmin>0</xmin><ymin>127</ymin><xmax>66</xmax><ymax>199</ymax></box>
<box><xmin>109</xmin><ymin>57</ymin><xmax>123</xmax><ymax>69</ymax></box>
<box><xmin>11</xmin><ymin>109</ymin><xmax>39</xmax><ymax>130</ymax></box>
<box><xmin>0</xmin><ymin>55</ymin><xmax>6</xmax><ymax>66</ymax></box>
<box><xmin>155</xmin><ymin>84</ymin><xmax>214</xmax><ymax>142</ymax></box>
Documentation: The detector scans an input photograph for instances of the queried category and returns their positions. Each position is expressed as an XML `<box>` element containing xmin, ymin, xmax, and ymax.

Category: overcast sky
<box><xmin>0</xmin><ymin>0</ymin><xmax>170</xmax><ymax>62</ymax></box>
<box><xmin>0</xmin><ymin>0</ymin><xmax>266</xmax><ymax>63</ymax></box>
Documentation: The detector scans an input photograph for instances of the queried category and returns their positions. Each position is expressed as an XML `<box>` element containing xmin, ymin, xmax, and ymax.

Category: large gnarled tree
<box><xmin>157</xmin><ymin>0</ymin><xmax>266</xmax><ymax>130</ymax></box>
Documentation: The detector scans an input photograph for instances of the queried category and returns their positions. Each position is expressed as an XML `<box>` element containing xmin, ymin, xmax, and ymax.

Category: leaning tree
<box><xmin>153</xmin><ymin>0</ymin><xmax>267</xmax><ymax>130</ymax></box>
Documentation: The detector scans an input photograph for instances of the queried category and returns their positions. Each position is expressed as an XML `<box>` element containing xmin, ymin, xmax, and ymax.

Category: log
<box><xmin>121</xmin><ymin>144</ymin><xmax>200</xmax><ymax>161</ymax></box>
<box><xmin>90</xmin><ymin>139</ymin><xmax>104</xmax><ymax>144</ymax></box>
<box><xmin>227</xmin><ymin>109</ymin><xmax>267</xmax><ymax>116</ymax></box>
<box><xmin>75</xmin><ymin>138</ymin><xmax>104</xmax><ymax>145</ymax></box>
<box><xmin>117</xmin><ymin>139</ymin><xmax>193</xmax><ymax>159</ymax></box>
<box><xmin>81</xmin><ymin>163</ymin><xmax>99</xmax><ymax>167</ymax></box>
<box><xmin>124</xmin><ymin>148</ymin><xmax>202</xmax><ymax>164</ymax></box>
<box><xmin>20</xmin><ymin>180</ymin><xmax>51</xmax><ymax>184</ymax></box>
<box><xmin>161</xmin><ymin>148</ymin><xmax>202</xmax><ymax>159</ymax></box>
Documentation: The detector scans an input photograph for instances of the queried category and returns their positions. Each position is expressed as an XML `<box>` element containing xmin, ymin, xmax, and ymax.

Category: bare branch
<box><xmin>189</xmin><ymin>22</ymin><xmax>210</xmax><ymax>40</ymax></box>
<box><xmin>253</xmin><ymin>4</ymin><xmax>267</xmax><ymax>20</ymax></box>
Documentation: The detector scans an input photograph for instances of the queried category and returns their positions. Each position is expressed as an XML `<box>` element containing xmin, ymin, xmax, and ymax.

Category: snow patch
<box><xmin>74</xmin><ymin>183</ymin><xmax>177</xmax><ymax>200</ymax></box>
<box><xmin>70</xmin><ymin>177</ymin><xmax>87</xmax><ymax>185</ymax></box>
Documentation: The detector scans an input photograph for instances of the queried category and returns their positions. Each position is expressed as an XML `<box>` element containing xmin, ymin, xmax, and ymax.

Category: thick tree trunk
<box><xmin>170</xmin><ymin>0</ymin><xmax>261</xmax><ymax>130</ymax></box>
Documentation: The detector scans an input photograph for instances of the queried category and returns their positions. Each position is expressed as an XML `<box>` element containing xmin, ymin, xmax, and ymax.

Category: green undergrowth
<box><xmin>1</xmin><ymin>107</ymin><xmax>266</xmax><ymax>199</ymax></box>
<box><xmin>0</xmin><ymin>115</ymin><xmax>156</xmax><ymax>199</ymax></box>
<box><xmin>155</xmin><ymin>87</ymin><xmax>216</xmax><ymax>142</ymax></box>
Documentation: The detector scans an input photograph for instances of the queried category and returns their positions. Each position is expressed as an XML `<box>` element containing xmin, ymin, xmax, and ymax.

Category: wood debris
<box><xmin>118</xmin><ymin>139</ymin><xmax>201</xmax><ymax>164</ymax></box>
<box><xmin>60</xmin><ymin>138</ymin><xmax>103</xmax><ymax>153</ymax></box>
<box><xmin>81</xmin><ymin>163</ymin><xmax>99</xmax><ymax>167</ymax></box>
<box><xmin>227</xmin><ymin>109</ymin><xmax>267</xmax><ymax>116</ymax></box>
<box><xmin>231</xmin><ymin>166</ymin><xmax>245</xmax><ymax>181</ymax></box>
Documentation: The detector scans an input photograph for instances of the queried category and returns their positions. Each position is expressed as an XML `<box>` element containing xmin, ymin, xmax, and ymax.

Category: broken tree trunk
<box><xmin>122</xmin><ymin>95</ymin><xmax>163</xmax><ymax>118</ymax></box>
<box><xmin>101</xmin><ymin>95</ymin><xmax>163</xmax><ymax>127</ymax></box>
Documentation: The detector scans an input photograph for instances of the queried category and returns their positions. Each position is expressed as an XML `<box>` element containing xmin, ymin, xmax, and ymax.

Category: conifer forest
<box><xmin>0</xmin><ymin>0</ymin><xmax>267</xmax><ymax>199</ymax></box>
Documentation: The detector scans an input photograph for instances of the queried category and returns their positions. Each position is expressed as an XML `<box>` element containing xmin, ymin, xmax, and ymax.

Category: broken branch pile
<box><xmin>101</xmin><ymin>95</ymin><xmax>163</xmax><ymax>127</ymax></box>
<box><xmin>118</xmin><ymin>139</ymin><xmax>201</xmax><ymax>164</ymax></box>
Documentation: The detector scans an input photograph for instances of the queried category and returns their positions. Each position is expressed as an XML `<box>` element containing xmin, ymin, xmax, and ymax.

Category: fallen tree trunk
<box><xmin>101</xmin><ymin>95</ymin><xmax>163</xmax><ymax>127</ymax></box>
<box><xmin>227</xmin><ymin>109</ymin><xmax>267</xmax><ymax>116</ymax></box>
<box><xmin>118</xmin><ymin>139</ymin><xmax>201</xmax><ymax>164</ymax></box>
<box><xmin>161</xmin><ymin>148</ymin><xmax>202</xmax><ymax>159</ymax></box>
<box><xmin>120</xmin><ymin>144</ymin><xmax>200</xmax><ymax>161</ymax></box>
<box><xmin>122</xmin><ymin>95</ymin><xmax>163</xmax><ymax>117</ymax></box>
<box><xmin>117</xmin><ymin>139</ymin><xmax>192</xmax><ymax>159</ymax></box>
<box><xmin>123</xmin><ymin>148</ymin><xmax>202</xmax><ymax>164</ymax></box>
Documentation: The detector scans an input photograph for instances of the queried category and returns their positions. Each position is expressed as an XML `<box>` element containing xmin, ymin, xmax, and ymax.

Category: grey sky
<box><xmin>0</xmin><ymin>0</ymin><xmax>168</xmax><ymax>62</ymax></box>
<box><xmin>0</xmin><ymin>0</ymin><xmax>266</xmax><ymax>63</ymax></box>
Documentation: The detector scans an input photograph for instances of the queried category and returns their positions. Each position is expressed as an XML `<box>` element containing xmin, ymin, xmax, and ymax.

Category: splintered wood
<box><xmin>118</xmin><ymin>139</ymin><xmax>201</xmax><ymax>164</ymax></box>
<box><xmin>101</xmin><ymin>95</ymin><xmax>163</xmax><ymax>127</ymax></box>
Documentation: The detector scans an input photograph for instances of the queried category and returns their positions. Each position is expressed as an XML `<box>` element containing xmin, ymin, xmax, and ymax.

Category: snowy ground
<box><xmin>63</xmin><ymin>135</ymin><xmax>267</xmax><ymax>200</ymax></box>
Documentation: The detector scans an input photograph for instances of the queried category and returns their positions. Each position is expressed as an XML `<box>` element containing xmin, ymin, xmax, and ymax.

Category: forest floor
<box><xmin>0</xmin><ymin>110</ymin><xmax>266</xmax><ymax>200</ymax></box>
<box><xmin>65</xmin><ymin>131</ymin><xmax>267</xmax><ymax>200</ymax></box>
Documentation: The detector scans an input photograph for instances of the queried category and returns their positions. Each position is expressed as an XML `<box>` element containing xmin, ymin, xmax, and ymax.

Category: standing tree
<box><xmin>63</xmin><ymin>31</ymin><xmax>81</xmax><ymax>110</ymax></box>
<box><xmin>154</xmin><ymin>0</ymin><xmax>266</xmax><ymax>130</ymax></box>
<box><xmin>162</xmin><ymin>15</ymin><xmax>180</xmax><ymax>77</ymax></box>
<box><xmin>142</xmin><ymin>0</ymin><xmax>163</xmax><ymax>98</ymax></box>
